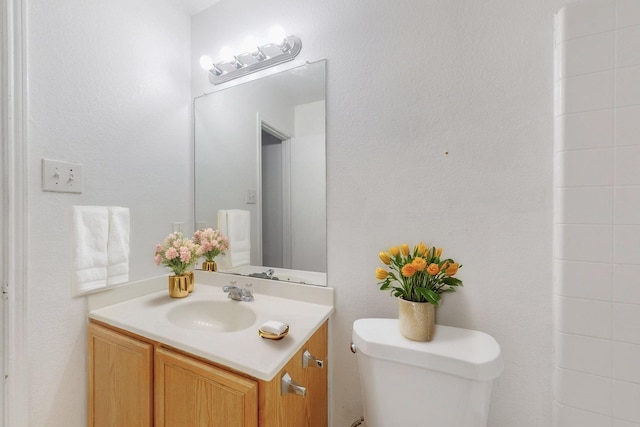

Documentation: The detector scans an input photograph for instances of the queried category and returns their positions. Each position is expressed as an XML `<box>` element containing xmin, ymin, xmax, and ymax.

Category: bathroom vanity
<box><xmin>87</xmin><ymin>272</ymin><xmax>333</xmax><ymax>426</ymax></box>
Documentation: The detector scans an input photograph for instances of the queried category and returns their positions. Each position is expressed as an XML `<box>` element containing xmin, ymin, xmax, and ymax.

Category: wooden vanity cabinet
<box><xmin>87</xmin><ymin>320</ymin><xmax>328</xmax><ymax>427</ymax></box>
<box><xmin>87</xmin><ymin>322</ymin><xmax>154</xmax><ymax>427</ymax></box>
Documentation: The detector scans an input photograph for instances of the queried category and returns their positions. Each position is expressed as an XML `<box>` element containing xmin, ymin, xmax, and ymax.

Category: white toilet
<box><xmin>352</xmin><ymin>318</ymin><xmax>503</xmax><ymax>427</ymax></box>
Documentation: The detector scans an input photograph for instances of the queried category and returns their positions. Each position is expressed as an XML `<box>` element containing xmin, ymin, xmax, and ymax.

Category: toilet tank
<box><xmin>352</xmin><ymin>319</ymin><xmax>503</xmax><ymax>427</ymax></box>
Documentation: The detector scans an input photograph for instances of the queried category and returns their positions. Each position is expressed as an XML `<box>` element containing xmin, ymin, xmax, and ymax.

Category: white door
<box><xmin>2</xmin><ymin>0</ymin><xmax>28</xmax><ymax>423</ymax></box>
<box><xmin>0</xmin><ymin>198</ymin><xmax>5</xmax><ymax>427</ymax></box>
<box><xmin>0</xmin><ymin>0</ymin><xmax>7</xmax><ymax>421</ymax></box>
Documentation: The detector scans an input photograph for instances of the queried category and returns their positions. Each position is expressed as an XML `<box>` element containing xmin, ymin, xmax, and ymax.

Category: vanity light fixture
<box><xmin>200</xmin><ymin>29</ymin><xmax>302</xmax><ymax>85</ymax></box>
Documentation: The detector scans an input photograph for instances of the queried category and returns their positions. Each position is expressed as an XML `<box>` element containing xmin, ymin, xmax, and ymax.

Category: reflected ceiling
<box><xmin>178</xmin><ymin>0</ymin><xmax>221</xmax><ymax>15</ymax></box>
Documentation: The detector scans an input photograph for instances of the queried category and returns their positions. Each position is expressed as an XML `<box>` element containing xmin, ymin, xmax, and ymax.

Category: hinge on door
<box><xmin>2</xmin><ymin>282</ymin><xmax>8</xmax><ymax>299</ymax></box>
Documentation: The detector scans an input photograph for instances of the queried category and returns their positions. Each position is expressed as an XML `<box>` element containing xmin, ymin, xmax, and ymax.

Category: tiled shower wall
<box><xmin>554</xmin><ymin>0</ymin><xmax>640</xmax><ymax>426</ymax></box>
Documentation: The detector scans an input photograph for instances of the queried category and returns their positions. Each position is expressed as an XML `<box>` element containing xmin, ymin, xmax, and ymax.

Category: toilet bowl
<box><xmin>352</xmin><ymin>318</ymin><xmax>503</xmax><ymax>427</ymax></box>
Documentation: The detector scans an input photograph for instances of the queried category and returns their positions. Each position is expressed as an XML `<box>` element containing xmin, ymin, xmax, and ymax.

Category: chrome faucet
<box><xmin>223</xmin><ymin>283</ymin><xmax>254</xmax><ymax>301</ymax></box>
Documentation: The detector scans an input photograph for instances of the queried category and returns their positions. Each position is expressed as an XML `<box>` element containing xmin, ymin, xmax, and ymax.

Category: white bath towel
<box><xmin>72</xmin><ymin>206</ymin><xmax>109</xmax><ymax>295</ymax></box>
<box><xmin>217</xmin><ymin>210</ymin><xmax>228</xmax><ymax>237</ymax></box>
<box><xmin>217</xmin><ymin>210</ymin><xmax>230</xmax><ymax>270</ymax></box>
<box><xmin>227</xmin><ymin>209</ymin><xmax>251</xmax><ymax>266</ymax></box>
<box><xmin>217</xmin><ymin>209</ymin><xmax>251</xmax><ymax>268</ymax></box>
<box><xmin>106</xmin><ymin>206</ymin><xmax>130</xmax><ymax>285</ymax></box>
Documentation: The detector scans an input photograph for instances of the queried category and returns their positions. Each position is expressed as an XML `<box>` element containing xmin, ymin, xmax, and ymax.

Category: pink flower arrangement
<box><xmin>192</xmin><ymin>228</ymin><xmax>229</xmax><ymax>262</ymax></box>
<box><xmin>154</xmin><ymin>232</ymin><xmax>200</xmax><ymax>276</ymax></box>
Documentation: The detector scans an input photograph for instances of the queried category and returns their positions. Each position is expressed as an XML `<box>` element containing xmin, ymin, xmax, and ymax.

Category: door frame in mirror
<box><xmin>256</xmin><ymin>115</ymin><xmax>293</xmax><ymax>269</ymax></box>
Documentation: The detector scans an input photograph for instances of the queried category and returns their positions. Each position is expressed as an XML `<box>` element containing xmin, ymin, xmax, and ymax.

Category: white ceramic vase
<box><xmin>398</xmin><ymin>298</ymin><xmax>435</xmax><ymax>341</ymax></box>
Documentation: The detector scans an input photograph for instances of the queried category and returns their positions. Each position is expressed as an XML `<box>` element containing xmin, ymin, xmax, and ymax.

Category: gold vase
<box><xmin>202</xmin><ymin>260</ymin><xmax>217</xmax><ymax>272</ymax></box>
<box><xmin>398</xmin><ymin>298</ymin><xmax>435</xmax><ymax>341</ymax></box>
<box><xmin>185</xmin><ymin>271</ymin><xmax>194</xmax><ymax>293</ymax></box>
<box><xmin>168</xmin><ymin>275</ymin><xmax>189</xmax><ymax>298</ymax></box>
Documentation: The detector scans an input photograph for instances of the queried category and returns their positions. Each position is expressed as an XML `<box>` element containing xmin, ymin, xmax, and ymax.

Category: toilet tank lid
<box><xmin>352</xmin><ymin>318</ymin><xmax>503</xmax><ymax>382</ymax></box>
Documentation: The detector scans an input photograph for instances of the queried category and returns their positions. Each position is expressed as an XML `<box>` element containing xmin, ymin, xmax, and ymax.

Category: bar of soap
<box><xmin>260</xmin><ymin>320</ymin><xmax>289</xmax><ymax>335</ymax></box>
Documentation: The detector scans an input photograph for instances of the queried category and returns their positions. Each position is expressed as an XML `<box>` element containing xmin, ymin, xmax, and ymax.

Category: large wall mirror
<box><xmin>194</xmin><ymin>60</ymin><xmax>327</xmax><ymax>286</ymax></box>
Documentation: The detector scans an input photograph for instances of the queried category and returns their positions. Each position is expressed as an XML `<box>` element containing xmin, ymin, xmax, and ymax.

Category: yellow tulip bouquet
<box><xmin>376</xmin><ymin>243</ymin><xmax>462</xmax><ymax>306</ymax></box>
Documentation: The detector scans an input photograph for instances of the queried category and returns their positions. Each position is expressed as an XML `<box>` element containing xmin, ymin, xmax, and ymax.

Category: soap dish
<box><xmin>258</xmin><ymin>325</ymin><xmax>289</xmax><ymax>340</ymax></box>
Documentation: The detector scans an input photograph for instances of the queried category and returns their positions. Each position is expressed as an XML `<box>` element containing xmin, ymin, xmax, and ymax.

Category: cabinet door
<box><xmin>259</xmin><ymin>321</ymin><xmax>328</xmax><ymax>427</ymax></box>
<box><xmin>87</xmin><ymin>322</ymin><xmax>153</xmax><ymax>427</ymax></box>
<box><xmin>155</xmin><ymin>347</ymin><xmax>258</xmax><ymax>427</ymax></box>
<box><xmin>303</xmin><ymin>321</ymin><xmax>328</xmax><ymax>427</ymax></box>
<box><xmin>259</xmin><ymin>345</ymin><xmax>306</xmax><ymax>427</ymax></box>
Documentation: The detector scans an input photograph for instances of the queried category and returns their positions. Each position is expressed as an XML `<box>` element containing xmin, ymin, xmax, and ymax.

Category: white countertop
<box><xmin>89</xmin><ymin>271</ymin><xmax>334</xmax><ymax>381</ymax></box>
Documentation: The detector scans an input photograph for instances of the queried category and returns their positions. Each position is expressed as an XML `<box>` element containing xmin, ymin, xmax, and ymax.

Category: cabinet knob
<box><xmin>281</xmin><ymin>372</ymin><xmax>306</xmax><ymax>397</ymax></box>
<box><xmin>302</xmin><ymin>349</ymin><xmax>324</xmax><ymax>369</ymax></box>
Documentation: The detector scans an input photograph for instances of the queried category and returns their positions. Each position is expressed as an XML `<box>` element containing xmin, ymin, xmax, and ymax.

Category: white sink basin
<box><xmin>167</xmin><ymin>300</ymin><xmax>256</xmax><ymax>332</ymax></box>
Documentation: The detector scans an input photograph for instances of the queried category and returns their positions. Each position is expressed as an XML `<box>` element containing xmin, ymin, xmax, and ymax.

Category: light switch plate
<box><xmin>42</xmin><ymin>158</ymin><xmax>83</xmax><ymax>193</ymax></box>
<box><xmin>246</xmin><ymin>188</ymin><xmax>257</xmax><ymax>204</ymax></box>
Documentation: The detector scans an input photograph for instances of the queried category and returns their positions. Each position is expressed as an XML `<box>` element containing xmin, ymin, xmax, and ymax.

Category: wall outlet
<box><xmin>42</xmin><ymin>158</ymin><xmax>83</xmax><ymax>193</ymax></box>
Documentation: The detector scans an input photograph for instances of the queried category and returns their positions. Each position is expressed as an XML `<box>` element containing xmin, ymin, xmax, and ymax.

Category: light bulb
<box><xmin>220</xmin><ymin>46</ymin><xmax>236</xmax><ymax>63</ymax></box>
<box><xmin>268</xmin><ymin>26</ymin><xmax>287</xmax><ymax>45</ymax></box>
<box><xmin>199</xmin><ymin>55</ymin><xmax>214</xmax><ymax>71</ymax></box>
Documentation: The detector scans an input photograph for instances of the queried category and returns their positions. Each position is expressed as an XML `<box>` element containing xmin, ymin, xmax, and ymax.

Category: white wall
<box><xmin>291</xmin><ymin>101</ymin><xmax>326</xmax><ymax>272</ymax></box>
<box><xmin>193</xmin><ymin>1</ymin><xmax>563</xmax><ymax>426</ymax></box>
<box><xmin>26</xmin><ymin>0</ymin><xmax>191</xmax><ymax>424</ymax></box>
<box><xmin>554</xmin><ymin>1</ymin><xmax>640</xmax><ymax>426</ymax></box>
